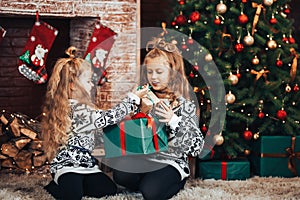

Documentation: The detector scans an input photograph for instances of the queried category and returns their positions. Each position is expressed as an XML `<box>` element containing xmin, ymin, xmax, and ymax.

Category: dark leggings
<box><xmin>113</xmin><ymin>165</ymin><xmax>186</xmax><ymax>200</ymax></box>
<box><xmin>44</xmin><ymin>172</ymin><xmax>117</xmax><ymax>200</ymax></box>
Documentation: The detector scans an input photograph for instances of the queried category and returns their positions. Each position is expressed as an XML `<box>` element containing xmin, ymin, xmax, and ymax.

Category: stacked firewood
<box><xmin>0</xmin><ymin>111</ymin><xmax>47</xmax><ymax>171</ymax></box>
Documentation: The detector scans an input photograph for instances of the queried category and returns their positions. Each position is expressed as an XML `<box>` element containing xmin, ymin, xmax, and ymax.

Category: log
<box><xmin>15</xmin><ymin>137</ymin><xmax>31</xmax><ymax>149</ymax></box>
<box><xmin>30</xmin><ymin>150</ymin><xmax>43</xmax><ymax>156</ymax></box>
<box><xmin>29</xmin><ymin>140</ymin><xmax>43</xmax><ymax>150</ymax></box>
<box><xmin>0</xmin><ymin>115</ymin><xmax>20</xmax><ymax>137</ymax></box>
<box><xmin>33</xmin><ymin>154</ymin><xmax>47</xmax><ymax>167</ymax></box>
<box><xmin>1</xmin><ymin>158</ymin><xmax>15</xmax><ymax>168</ymax></box>
<box><xmin>1</xmin><ymin>142</ymin><xmax>19</xmax><ymax>157</ymax></box>
<box><xmin>0</xmin><ymin>154</ymin><xmax>8</xmax><ymax>159</ymax></box>
<box><xmin>14</xmin><ymin>150</ymin><xmax>32</xmax><ymax>170</ymax></box>
<box><xmin>20</xmin><ymin>128</ymin><xmax>37</xmax><ymax>140</ymax></box>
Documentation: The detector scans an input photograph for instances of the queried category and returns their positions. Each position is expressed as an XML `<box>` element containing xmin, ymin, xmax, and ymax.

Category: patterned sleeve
<box><xmin>168</xmin><ymin>100</ymin><xmax>204</xmax><ymax>157</ymax></box>
<box><xmin>71</xmin><ymin>95</ymin><xmax>139</xmax><ymax>133</ymax></box>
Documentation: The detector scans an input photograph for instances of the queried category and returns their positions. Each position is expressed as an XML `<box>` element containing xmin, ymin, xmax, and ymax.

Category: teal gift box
<box><xmin>198</xmin><ymin>159</ymin><xmax>250</xmax><ymax>180</ymax></box>
<box><xmin>103</xmin><ymin>114</ymin><xmax>168</xmax><ymax>158</ymax></box>
<box><xmin>250</xmin><ymin>136</ymin><xmax>300</xmax><ymax>177</ymax></box>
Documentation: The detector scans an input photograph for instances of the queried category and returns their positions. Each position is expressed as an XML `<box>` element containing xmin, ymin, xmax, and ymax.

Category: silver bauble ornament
<box><xmin>205</xmin><ymin>53</ymin><xmax>213</xmax><ymax>62</ymax></box>
<box><xmin>225</xmin><ymin>91</ymin><xmax>236</xmax><ymax>104</ymax></box>
<box><xmin>267</xmin><ymin>39</ymin><xmax>277</xmax><ymax>49</ymax></box>
<box><xmin>263</xmin><ymin>0</ymin><xmax>273</xmax><ymax>6</ymax></box>
<box><xmin>216</xmin><ymin>2</ymin><xmax>227</xmax><ymax>14</ymax></box>
<box><xmin>214</xmin><ymin>134</ymin><xmax>224</xmax><ymax>145</ymax></box>
<box><xmin>228</xmin><ymin>73</ymin><xmax>239</xmax><ymax>85</ymax></box>
<box><xmin>243</xmin><ymin>35</ymin><xmax>254</xmax><ymax>46</ymax></box>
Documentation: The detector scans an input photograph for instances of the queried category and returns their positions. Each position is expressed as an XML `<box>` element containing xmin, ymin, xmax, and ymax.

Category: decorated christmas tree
<box><xmin>167</xmin><ymin>0</ymin><xmax>300</xmax><ymax>159</ymax></box>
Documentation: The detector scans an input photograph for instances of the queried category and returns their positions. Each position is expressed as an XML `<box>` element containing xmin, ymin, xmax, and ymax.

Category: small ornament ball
<box><xmin>276</xmin><ymin>59</ymin><xmax>283</xmax><ymax>67</ymax></box>
<box><xmin>189</xmin><ymin>11</ymin><xmax>200</xmax><ymax>23</ymax></box>
<box><xmin>214</xmin><ymin>134</ymin><xmax>224</xmax><ymax>146</ymax></box>
<box><xmin>258</xmin><ymin>111</ymin><xmax>265</xmax><ymax>119</ymax></box>
<box><xmin>244</xmin><ymin>149</ymin><xmax>251</xmax><ymax>155</ymax></box>
<box><xmin>252</xmin><ymin>56</ymin><xmax>260</xmax><ymax>65</ymax></box>
<box><xmin>234</xmin><ymin>43</ymin><xmax>244</xmax><ymax>52</ymax></box>
<box><xmin>225</xmin><ymin>91</ymin><xmax>236</xmax><ymax>104</ymax></box>
<box><xmin>243</xmin><ymin>130</ymin><xmax>253</xmax><ymax>140</ymax></box>
<box><xmin>285</xmin><ymin>84</ymin><xmax>292</xmax><ymax>93</ymax></box>
<box><xmin>269</xmin><ymin>17</ymin><xmax>277</xmax><ymax>24</ymax></box>
<box><xmin>214</xmin><ymin>17</ymin><xmax>222</xmax><ymax>25</ymax></box>
<box><xmin>263</xmin><ymin>0</ymin><xmax>273</xmax><ymax>6</ymax></box>
<box><xmin>243</xmin><ymin>35</ymin><xmax>254</xmax><ymax>46</ymax></box>
<box><xmin>238</xmin><ymin>14</ymin><xmax>248</xmax><ymax>24</ymax></box>
<box><xmin>205</xmin><ymin>54</ymin><xmax>213</xmax><ymax>62</ymax></box>
<box><xmin>216</xmin><ymin>2</ymin><xmax>227</xmax><ymax>14</ymax></box>
<box><xmin>293</xmin><ymin>84</ymin><xmax>299</xmax><ymax>92</ymax></box>
<box><xmin>267</xmin><ymin>39</ymin><xmax>277</xmax><ymax>49</ymax></box>
<box><xmin>276</xmin><ymin>109</ymin><xmax>287</xmax><ymax>120</ymax></box>
<box><xmin>201</xmin><ymin>124</ymin><xmax>208</xmax><ymax>133</ymax></box>
<box><xmin>253</xmin><ymin>132</ymin><xmax>260</xmax><ymax>140</ymax></box>
<box><xmin>228</xmin><ymin>73</ymin><xmax>239</xmax><ymax>85</ymax></box>
<box><xmin>176</xmin><ymin>14</ymin><xmax>187</xmax><ymax>25</ymax></box>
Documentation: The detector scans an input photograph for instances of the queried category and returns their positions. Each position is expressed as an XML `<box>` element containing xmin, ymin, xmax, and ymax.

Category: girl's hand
<box><xmin>155</xmin><ymin>101</ymin><xmax>174</xmax><ymax>123</ymax></box>
<box><xmin>132</xmin><ymin>84</ymin><xmax>149</xmax><ymax>99</ymax></box>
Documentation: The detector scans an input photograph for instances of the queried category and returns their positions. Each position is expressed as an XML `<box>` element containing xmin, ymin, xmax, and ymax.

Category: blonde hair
<box><xmin>141</xmin><ymin>38</ymin><xmax>190</xmax><ymax>101</ymax></box>
<box><xmin>41</xmin><ymin>46</ymin><xmax>93</xmax><ymax>161</ymax></box>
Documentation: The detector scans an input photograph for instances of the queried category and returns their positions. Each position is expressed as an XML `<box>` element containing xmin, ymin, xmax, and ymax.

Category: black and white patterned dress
<box><xmin>50</xmin><ymin>94</ymin><xmax>139</xmax><ymax>183</ymax></box>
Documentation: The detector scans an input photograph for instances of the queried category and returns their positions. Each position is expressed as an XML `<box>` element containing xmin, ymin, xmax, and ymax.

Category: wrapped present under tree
<box><xmin>250</xmin><ymin>136</ymin><xmax>300</xmax><ymax>177</ymax></box>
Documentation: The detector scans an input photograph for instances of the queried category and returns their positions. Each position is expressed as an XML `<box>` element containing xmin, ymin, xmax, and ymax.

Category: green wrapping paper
<box><xmin>103</xmin><ymin>115</ymin><xmax>168</xmax><ymax>158</ymax></box>
<box><xmin>250</xmin><ymin>136</ymin><xmax>300</xmax><ymax>177</ymax></box>
<box><xmin>198</xmin><ymin>159</ymin><xmax>250</xmax><ymax>180</ymax></box>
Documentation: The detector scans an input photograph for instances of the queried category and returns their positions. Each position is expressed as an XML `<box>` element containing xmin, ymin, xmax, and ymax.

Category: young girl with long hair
<box><xmin>41</xmin><ymin>46</ymin><xmax>148</xmax><ymax>200</ymax></box>
<box><xmin>112</xmin><ymin>38</ymin><xmax>205</xmax><ymax>200</ymax></box>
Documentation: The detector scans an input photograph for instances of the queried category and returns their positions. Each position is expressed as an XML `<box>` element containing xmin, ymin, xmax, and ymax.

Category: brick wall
<box><xmin>0</xmin><ymin>0</ymin><xmax>139</xmax><ymax>117</ymax></box>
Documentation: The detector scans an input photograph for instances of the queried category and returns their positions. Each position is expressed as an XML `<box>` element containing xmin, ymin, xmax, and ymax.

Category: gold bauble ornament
<box><xmin>263</xmin><ymin>0</ymin><xmax>273</xmax><ymax>6</ymax></box>
<box><xmin>214</xmin><ymin>134</ymin><xmax>224</xmax><ymax>146</ymax></box>
<box><xmin>252</xmin><ymin>56</ymin><xmax>259</xmax><ymax>65</ymax></box>
<box><xmin>285</xmin><ymin>84</ymin><xmax>291</xmax><ymax>92</ymax></box>
<box><xmin>244</xmin><ymin>149</ymin><xmax>251</xmax><ymax>155</ymax></box>
<box><xmin>216</xmin><ymin>1</ymin><xmax>227</xmax><ymax>14</ymax></box>
<box><xmin>253</xmin><ymin>132</ymin><xmax>260</xmax><ymax>140</ymax></box>
<box><xmin>243</xmin><ymin>35</ymin><xmax>254</xmax><ymax>46</ymax></box>
<box><xmin>225</xmin><ymin>91</ymin><xmax>236</xmax><ymax>104</ymax></box>
<box><xmin>267</xmin><ymin>39</ymin><xmax>277</xmax><ymax>49</ymax></box>
<box><xmin>228</xmin><ymin>73</ymin><xmax>239</xmax><ymax>85</ymax></box>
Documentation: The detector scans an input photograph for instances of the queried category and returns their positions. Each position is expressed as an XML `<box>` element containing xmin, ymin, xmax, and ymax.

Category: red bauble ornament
<box><xmin>214</xmin><ymin>17</ymin><xmax>221</xmax><ymax>25</ymax></box>
<box><xmin>282</xmin><ymin>35</ymin><xmax>289</xmax><ymax>43</ymax></box>
<box><xmin>276</xmin><ymin>109</ymin><xmax>287</xmax><ymax>120</ymax></box>
<box><xmin>193</xmin><ymin>65</ymin><xmax>199</xmax><ymax>71</ymax></box>
<box><xmin>289</xmin><ymin>37</ymin><xmax>295</xmax><ymax>44</ymax></box>
<box><xmin>201</xmin><ymin>124</ymin><xmax>208</xmax><ymax>133</ymax></box>
<box><xmin>178</xmin><ymin>0</ymin><xmax>185</xmax><ymax>5</ymax></box>
<box><xmin>234</xmin><ymin>43</ymin><xmax>244</xmax><ymax>52</ymax></box>
<box><xmin>276</xmin><ymin>59</ymin><xmax>283</xmax><ymax>67</ymax></box>
<box><xmin>258</xmin><ymin>111</ymin><xmax>265</xmax><ymax>119</ymax></box>
<box><xmin>175</xmin><ymin>14</ymin><xmax>187</xmax><ymax>25</ymax></box>
<box><xmin>242</xmin><ymin>0</ymin><xmax>247</xmax><ymax>3</ymax></box>
<box><xmin>171</xmin><ymin>21</ymin><xmax>176</xmax><ymax>26</ymax></box>
<box><xmin>189</xmin><ymin>11</ymin><xmax>200</xmax><ymax>23</ymax></box>
<box><xmin>189</xmin><ymin>71</ymin><xmax>194</xmax><ymax>78</ymax></box>
<box><xmin>181</xmin><ymin>44</ymin><xmax>188</xmax><ymax>50</ymax></box>
<box><xmin>236</xmin><ymin>73</ymin><xmax>241</xmax><ymax>79</ymax></box>
<box><xmin>284</xmin><ymin>8</ymin><xmax>290</xmax><ymax>14</ymax></box>
<box><xmin>293</xmin><ymin>84</ymin><xmax>299</xmax><ymax>92</ymax></box>
<box><xmin>188</xmin><ymin>37</ymin><xmax>194</xmax><ymax>45</ymax></box>
<box><xmin>243</xmin><ymin>130</ymin><xmax>253</xmax><ymax>140</ymax></box>
<box><xmin>238</xmin><ymin>14</ymin><xmax>248</xmax><ymax>24</ymax></box>
<box><xmin>269</xmin><ymin>17</ymin><xmax>277</xmax><ymax>24</ymax></box>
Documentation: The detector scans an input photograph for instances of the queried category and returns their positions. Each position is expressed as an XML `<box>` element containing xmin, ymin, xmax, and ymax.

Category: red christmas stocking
<box><xmin>0</xmin><ymin>26</ymin><xmax>6</xmax><ymax>44</ymax></box>
<box><xmin>18</xmin><ymin>13</ymin><xmax>58</xmax><ymax>84</ymax></box>
<box><xmin>84</xmin><ymin>20</ymin><xmax>116</xmax><ymax>85</ymax></box>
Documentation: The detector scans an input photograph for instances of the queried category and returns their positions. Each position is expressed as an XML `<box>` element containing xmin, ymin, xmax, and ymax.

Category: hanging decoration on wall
<box><xmin>18</xmin><ymin>11</ymin><xmax>58</xmax><ymax>84</ymax></box>
<box><xmin>84</xmin><ymin>17</ymin><xmax>117</xmax><ymax>85</ymax></box>
<box><xmin>0</xmin><ymin>26</ymin><xmax>6</xmax><ymax>44</ymax></box>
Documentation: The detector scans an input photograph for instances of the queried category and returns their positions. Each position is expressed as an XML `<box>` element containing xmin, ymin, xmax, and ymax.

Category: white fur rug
<box><xmin>0</xmin><ymin>172</ymin><xmax>300</xmax><ymax>200</ymax></box>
